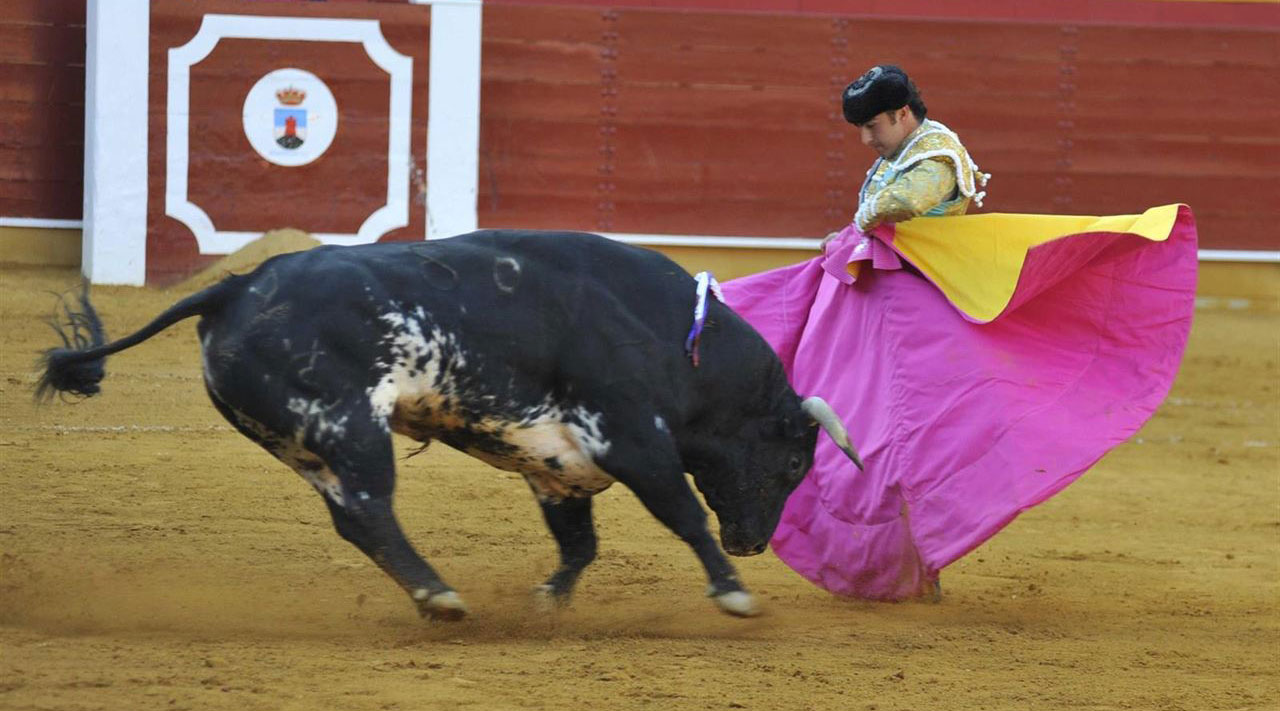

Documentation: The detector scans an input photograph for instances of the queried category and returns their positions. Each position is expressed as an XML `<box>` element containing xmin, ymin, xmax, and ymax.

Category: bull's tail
<box><xmin>36</xmin><ymin>278</ymin><xmax>238</xmax><ymax>401</ymax></box>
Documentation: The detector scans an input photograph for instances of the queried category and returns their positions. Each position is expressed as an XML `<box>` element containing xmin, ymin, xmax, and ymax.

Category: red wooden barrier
<box><xmin>478</xmin><ymin>4</ymin><xmax>1280</xmax><ymax>250</ymax></box>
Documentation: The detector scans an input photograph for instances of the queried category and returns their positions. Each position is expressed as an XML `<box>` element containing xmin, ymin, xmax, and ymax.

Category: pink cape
<box><xmin>722</xmin><ymin>206</ymin><xmax>1198</xmax><ymax>599</ymax></box>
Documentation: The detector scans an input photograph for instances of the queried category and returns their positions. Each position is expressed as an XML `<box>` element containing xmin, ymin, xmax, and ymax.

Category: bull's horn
<box><xmin>801</xmin><ymin>397</ymin><xmax>864</xmax><ymax>471</ymax></box>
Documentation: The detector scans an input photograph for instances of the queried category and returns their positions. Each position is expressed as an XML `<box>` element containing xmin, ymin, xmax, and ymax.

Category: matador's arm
<box><xmin>855</xmin><ymin>158</ymin><xmax>958</xmax><ymax>232</ymax></box>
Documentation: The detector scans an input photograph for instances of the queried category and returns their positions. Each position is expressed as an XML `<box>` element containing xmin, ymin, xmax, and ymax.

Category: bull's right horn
<box><xmin>801</xmin><ymin>397</ymin><xmax>864</xmax><ymax>471</ymax></box>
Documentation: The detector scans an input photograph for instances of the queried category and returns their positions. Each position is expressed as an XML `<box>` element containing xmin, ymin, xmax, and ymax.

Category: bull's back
<box><xmin>202</xmin><ymin>231</ymin><xmax>708</xmax><ymax>391</ymax></box>
<box><xmin>246</xmin><ymin>231</ymin><xmax>701</xmax><ymax>345</ymax></box>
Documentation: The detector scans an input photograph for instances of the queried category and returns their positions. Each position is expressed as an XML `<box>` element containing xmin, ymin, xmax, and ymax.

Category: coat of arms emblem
<box><xmin>243</xmin><ymin>68</ymin><xmax>338</xmax><ymax>167</ymax></box>
<box><xmin>274</xmin><ymin>86</ymin><xmax>307</xmax><ymax>149</ymax></box>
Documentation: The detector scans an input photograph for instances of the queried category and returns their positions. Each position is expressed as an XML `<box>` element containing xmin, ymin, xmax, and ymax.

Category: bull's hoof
<box><xmin>532</xmin><ymin>584</ymin><xmax>571</xmax><ymax>613</ymax></box>
<box><xmin>712</xmin><ymin>591</ymin><xmax>761</xmax><ymax>618</ymax></box>
<box><xmin>413</xmin><ymin>589</ymin><xmax>469</xmax><ymax>621</ymax></box>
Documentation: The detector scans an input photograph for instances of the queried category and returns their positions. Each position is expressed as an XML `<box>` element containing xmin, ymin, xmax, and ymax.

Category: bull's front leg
<box><xmin>609</xmin><ymin>453</ymin><xmax>760</xmax><ymax>618</ymax></box>
<box><xmin>533</xmin><ymin>496</ymin><xmax>597</xmax><ymax>607</ymax></box>
<box><xmin>634</xmin><ymin>484</ymin><xmax>761</xmax><ymax>617</ymax></box>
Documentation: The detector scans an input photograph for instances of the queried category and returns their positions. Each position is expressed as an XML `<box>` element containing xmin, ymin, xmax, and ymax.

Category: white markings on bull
<box><xmin>493</xmin><ymin>256</ymin><xmax>521</xmax><ymax>294</ymax></box>
<box><xmin>567</xmin><ymin>408</ymin><xmax>610</xmax><ymax>458</ymax></box>
<box><xmin>199</xmin><ymin>330</ymin><xmax>214</xmax><ymax>378</ymax></box>
<box><xmin>499</xmin><ymin>403</ymin><xmax>615</xmax><ymax>501</ymax></box>
<box><xmin>711</xmin><ymin>590</ymin><xmax>761</xmax><ymax>618</ymax></box>
<box><xmin>287</xmin><ymin>397</ymin><xmax>350</xmax><ymax>440</ymax></box>
<box><xmin>298</xmin><ymin>464</ymin><xmax>345</xmax><ymax>507</ymax></box>
<box><xmin>202</xmin><ymin>358</ymin><xmax>346</xmax><ymax>507</ymax></box>
<box><xmin>654</xmin><ymin>415</ymin><xmax>669</xmax><ymax>433</ymax></box>
<box><xmin>367</xmin><ymin>312</ymin><xmax>469</xmax><ymax>436</ymax></box>
<box><xmin>367</xmin><ymin>309</ymin><xmax>616</xmax><ymax>501</ymax></box>
<box><xmin>245</xmin><ymin>417</ymin><xmax>345</xmax><ymax>507</ymax></box>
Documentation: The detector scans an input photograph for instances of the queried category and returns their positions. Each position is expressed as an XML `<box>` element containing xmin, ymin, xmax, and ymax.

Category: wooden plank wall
<box><xmin>489</xmin><ymin>0</ymin><xmax>1278</xmax><ymax>28</ymax></box>
<box><xmin>3</xmin><ymin>0</ymin><xmax>1276</xmax><ymax>254</ymax></box>
<box><xmin>478</xmin><ymin>4</ymin><xmax>1280</xmax><ymax>250</ymax></box>
<box><xmin>0</xmin><ymin>0</ymin><xmax>85</xmax><ymax>220</ymax></box>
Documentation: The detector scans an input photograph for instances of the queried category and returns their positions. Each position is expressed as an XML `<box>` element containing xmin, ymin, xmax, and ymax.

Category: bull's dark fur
<box><xmin>37</xmin><ymin>231</ymin><xmax>824</xmax><ymax>620</ymax></box>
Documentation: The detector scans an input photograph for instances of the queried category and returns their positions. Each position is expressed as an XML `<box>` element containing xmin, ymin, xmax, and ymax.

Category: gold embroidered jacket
<box><xmin>853</xmin><ymin>119</ymin><xmax>989</xmax><ymax>232</ymax></box>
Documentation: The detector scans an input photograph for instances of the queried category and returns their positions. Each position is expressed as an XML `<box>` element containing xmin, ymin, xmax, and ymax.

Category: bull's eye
<box><xmin>788</xmin><ymin>454</ymin><xmax>803</xmax><ymax>473</ymax></box>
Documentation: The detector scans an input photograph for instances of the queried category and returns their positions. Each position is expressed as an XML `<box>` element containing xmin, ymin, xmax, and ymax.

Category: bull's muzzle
<box><xmin>723</xmin><ymin>541</ymin><xmax>769</xmax><ymax>557</ymax></box>
<box><xmin>720</xmin><ymin>525</ymin><xmax>770</xmax><ymax>556</ymax></box>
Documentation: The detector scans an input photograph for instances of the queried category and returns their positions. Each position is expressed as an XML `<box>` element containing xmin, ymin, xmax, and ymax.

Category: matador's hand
<box><xmin>820</xmin><ymin>231</ymin><xmax>841</xmax><ymax>255</ymax></box>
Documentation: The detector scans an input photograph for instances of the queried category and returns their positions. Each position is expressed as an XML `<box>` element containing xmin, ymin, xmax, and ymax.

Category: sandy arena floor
<box><xmin>1</xmin><ymin>262</ymin><xmax>1276</xmax><ymax>711</ymax></box>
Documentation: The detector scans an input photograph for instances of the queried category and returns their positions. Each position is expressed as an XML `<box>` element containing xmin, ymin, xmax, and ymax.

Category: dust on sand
<box><xmin>0</xmin><ymin>256</ymin><xmax>1276</xmax><ymax>711</ymax></box>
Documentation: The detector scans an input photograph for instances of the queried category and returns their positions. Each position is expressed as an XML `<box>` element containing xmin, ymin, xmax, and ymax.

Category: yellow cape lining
<box><xmin>886</xmin><ymin>204</ymin><xmax>1183</xmax><ymax>322</ymax></box>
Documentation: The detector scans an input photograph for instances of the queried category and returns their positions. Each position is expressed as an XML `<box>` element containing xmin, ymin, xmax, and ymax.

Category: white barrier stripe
<box><xmin>599</xmin><ymin>232</ymin><xmax>823</xmax><ymax>250</ymax></box>
<box><xmin>15</xmin><ymin>425</ymin><xmax>235</xmax><ymax>433</ymax></box>
<box><xmin>1197</xmin><ymin>250</ymin><xmax>1280</xmax><ymax>263</ymax></box>
<box><xmin>2</xmin><ymin>223</ymin><xmax>1276</xmax><ymax>261</ymax></box>
<box><xmin>1194</xmin><ymin>296</ymin><xmax>1257</xmax><ymax>310</ymax></box>
<box><xmin>0</xmin><ymin>218</ymin><xmax>84</xmax><ymax>229</ymax></box>
<box><xmin>600</xmin><ymin>233</ymin><xmax>1280</xmax><ymax>263</ymax></box>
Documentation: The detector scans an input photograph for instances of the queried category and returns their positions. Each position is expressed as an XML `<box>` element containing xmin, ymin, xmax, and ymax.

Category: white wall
<box><xmin>82</xmin><ymin>0</ymin><xmax>150</xmax><ymax>285</ymax></box>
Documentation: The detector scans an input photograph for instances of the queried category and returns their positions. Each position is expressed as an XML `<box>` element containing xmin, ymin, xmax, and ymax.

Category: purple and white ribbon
<box><xmin>685</xmin><ymin>271</ymin><xmax>724</xmax><ymax>367</ymax></box>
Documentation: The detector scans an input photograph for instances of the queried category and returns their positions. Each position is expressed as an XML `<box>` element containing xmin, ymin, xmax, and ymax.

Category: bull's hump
<box><xmin>366</xmin><ymin>310</ymin><xmax>615</xmax><ymax>501</ymax></box>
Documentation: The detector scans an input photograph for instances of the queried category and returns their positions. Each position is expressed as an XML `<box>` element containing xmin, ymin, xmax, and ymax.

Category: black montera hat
<box><xmin>841</xmin><ymin>65</ymin><xmax>919</xmax><ymax>125</ymax></box>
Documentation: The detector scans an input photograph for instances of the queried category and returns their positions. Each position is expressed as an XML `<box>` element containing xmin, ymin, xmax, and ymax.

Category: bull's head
<box><xmin>685</xmin><ymin>395</ymin><xmax>860</xmax><ymax>557</ymax></box>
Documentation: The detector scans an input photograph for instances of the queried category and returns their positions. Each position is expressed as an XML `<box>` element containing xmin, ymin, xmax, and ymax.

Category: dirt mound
<box><xmin>175</xmin><ymin>228</ymin><xmax>321</xmax><ymax>291</ymax></box>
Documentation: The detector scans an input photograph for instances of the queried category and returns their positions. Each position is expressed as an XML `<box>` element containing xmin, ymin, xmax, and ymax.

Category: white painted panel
<box><xmin>82</xmin><ymin>0</ymin><xmax>149</xmax><ymax>285</ymax></box>
<box><xmin>423</xmin><ymin>0</ymin><xmax>483</xmax><ymax>240</ymax></box>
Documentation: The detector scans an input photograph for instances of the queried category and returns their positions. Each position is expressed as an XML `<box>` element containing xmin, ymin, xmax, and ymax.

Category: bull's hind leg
<box><xmin>309</xmin><ymin>421</ymin><xmax>469</xmax><ymax>621</ymax></box>
<box><xmin>533</xmin><ymin>496</ymin><xmax>597</xmax><ymax>607</ymax></box>
<box><xmin>318</xmin><ymin>493</ymin><xmax>467</xmax><ymax>620</ymax></box>
<box><xmin>205</xmin><ymin>384</ymin><xmax>466</xmax><ymax>620</ymax></box>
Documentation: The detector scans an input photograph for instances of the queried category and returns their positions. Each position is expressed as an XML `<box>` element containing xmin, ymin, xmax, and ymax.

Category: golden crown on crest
<box><xmin>275</xmin><ymin>86</ymin><xmax>306</xmax><ymax>106</ymax></box>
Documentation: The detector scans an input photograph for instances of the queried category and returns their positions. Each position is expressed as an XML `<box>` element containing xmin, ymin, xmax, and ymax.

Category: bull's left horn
<box><xmin>801</xmin><ymin>397</ymin><xmax>864</xmax><ymax>471</ymax></box>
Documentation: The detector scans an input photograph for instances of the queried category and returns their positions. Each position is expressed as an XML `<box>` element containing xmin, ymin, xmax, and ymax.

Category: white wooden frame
<box><xmin>166</xmin><ymin>14</ymin><xmax>413</xmax><ymax>254</ymax></box>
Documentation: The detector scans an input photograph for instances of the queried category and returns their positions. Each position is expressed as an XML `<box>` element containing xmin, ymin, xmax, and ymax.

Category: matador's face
<box><xmin>858</xmin><ymin>107</ymin><xmax>918</xmax><ymax>158</ymax></box>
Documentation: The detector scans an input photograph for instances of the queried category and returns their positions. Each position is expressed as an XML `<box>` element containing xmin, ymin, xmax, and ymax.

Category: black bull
<box><xmin>38</xmin><ymin>230</ymin><xmax>859</xmax><ymax>620</ymax></box>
